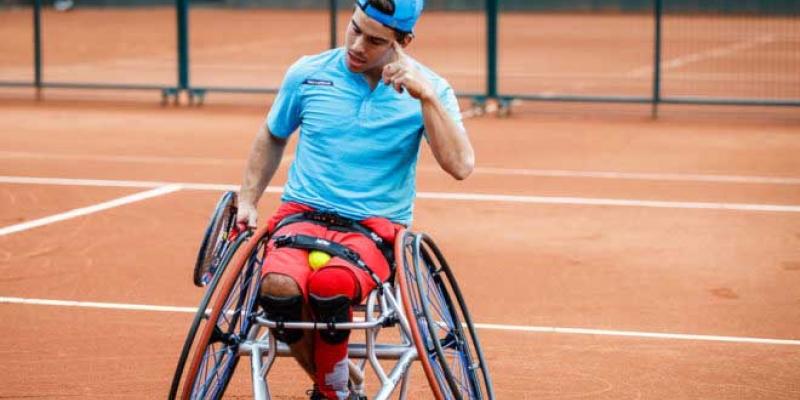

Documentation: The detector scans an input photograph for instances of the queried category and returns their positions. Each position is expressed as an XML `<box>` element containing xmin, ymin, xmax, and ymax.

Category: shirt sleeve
<box><xmin>437</xmin><ymin>82</ymin><xmax>465</xmax><ymax>131</ymax></box>
<box><xmin>266</xmin><ymin>58</ymin><xmax>306</xmax><ymax>138</ymax></box>
<box><xmin>421</xmin><ymin>78</ymin><xmax>464</xmax><ymax>141</ymax></box>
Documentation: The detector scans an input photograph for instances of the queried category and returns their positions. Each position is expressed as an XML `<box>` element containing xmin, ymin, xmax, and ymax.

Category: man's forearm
<box><xmin>239</xmin><ymin>124</ymin><xmax>288</xmax><ymax>207</ymax></box>
<box><xmin>420</xmin><ymin>95</ymin><xmax>474</xmax><ymax>180</ymax></box>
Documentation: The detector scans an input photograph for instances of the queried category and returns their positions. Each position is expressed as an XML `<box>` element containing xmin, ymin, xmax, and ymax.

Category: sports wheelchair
<box><xmin>169</xmin><ymin>192</ymin><xmax>494</xmax><ymax>399</ymax></box>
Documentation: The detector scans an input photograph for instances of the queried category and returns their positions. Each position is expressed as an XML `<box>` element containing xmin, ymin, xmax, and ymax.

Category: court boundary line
<box><xmin>627</xmin><ymin>33</ymin><xmax>776</xmax><ymax>77</ymax></box>
<box><xmin>0</xmin><ymin>151</ymin><xmax>295</xmax><ymax>167</ymax></box>
<box><xmin>2</xmin><ymin>175</ymin><xmax>800</xmax><ymax>213</ymax></box>
<box><xmin>536</xmin><ymin>33</ymin><xmax>779</xmax><ymax>95</ymax></box>
<box><xmin>3</xmin><ymin>151</ymin><xmax>799</xmax><ymax>186</ymax></box>
<box><xmin>418</xmin><ymin>166</ymin><xmax>800</xmax><ymax>185</ymax></box>
<box><xmin>1</xmin><ymin>296</ymin><xmax>797</xmax><ymax>346</ymax></box>
<box><xmin>0</xmin><ymin>184</ymin><xmax>183</xmax><ymax>236</ymax></box>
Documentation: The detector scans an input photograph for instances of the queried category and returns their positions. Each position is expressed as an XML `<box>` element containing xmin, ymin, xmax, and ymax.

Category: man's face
<box><xmin>344</xmin><ymin>7</ymin><xmax>398</xmax><ymax>74</ymax></box>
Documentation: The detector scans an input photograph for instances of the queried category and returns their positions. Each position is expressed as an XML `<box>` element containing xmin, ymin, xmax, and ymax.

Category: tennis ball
<box><xmin>308</xmin><ymin>250</ymin><xmax>331</xmax><ymax>270</ymax></box>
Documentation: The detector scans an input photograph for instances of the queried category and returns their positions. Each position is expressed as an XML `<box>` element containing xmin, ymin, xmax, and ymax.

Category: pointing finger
<box><xmin>391</xmin><ymin>41</ymin><xmax>407</xmax><ymax>59</ymax></box>
<box><xmin>382</xmin><ymin>63</ymin><xmax>395</xmax><ymax>83</ymax></box>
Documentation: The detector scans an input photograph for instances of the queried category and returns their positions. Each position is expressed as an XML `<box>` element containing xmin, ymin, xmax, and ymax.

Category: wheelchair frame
<box><xmin>170</xmin><ymin>198</ymin><xmax>494</xmax><ymax>400</ymax></box>
<box><xmin>245</xmin><ymin>281</ymin><xmax>419</xmax><ymax>399</ymax></box>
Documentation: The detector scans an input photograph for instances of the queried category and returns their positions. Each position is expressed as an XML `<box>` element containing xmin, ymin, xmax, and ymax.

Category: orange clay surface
<box><xmin>1</xmin><ymin>6</ymin><xmax>800</xmax><ymax>400</ymax></box>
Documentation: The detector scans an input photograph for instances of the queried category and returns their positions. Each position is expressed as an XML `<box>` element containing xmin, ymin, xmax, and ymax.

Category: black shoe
<box><xmin>306</xmin><ymin>387</ymin><xmax>367</xmax><ymax>400</ymax></box>
<box><xmin>347</xmin><ymin>381</ymin><xmax>367</xmax><ymax>400</ymax></box>
<box><xmin>306</xmin><ymin>387</ymin><xmax>324</xmax><ymax>400</ymax></box>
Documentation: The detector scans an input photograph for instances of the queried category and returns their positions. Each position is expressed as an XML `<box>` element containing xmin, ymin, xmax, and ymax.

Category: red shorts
<box><xmin>262</xmin><ymin>202</ymin><xmax>404</xmax><ymax>301</ymax></box>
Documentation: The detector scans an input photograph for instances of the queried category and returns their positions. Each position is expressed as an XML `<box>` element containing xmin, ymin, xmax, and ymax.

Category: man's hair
<box><xmin>370</xmin><ymin>0</ymin><xmax>395</xmax><ymax>14</ymax></box>
<box><xmin>358</xmin><ymin>0</ymin><xmax>413</xmax><ymax>42</ymax></box>
<box><xmin>392</xmin><ymin>27</ymin><xmax>413</xmax><ymax>43</ymax></box>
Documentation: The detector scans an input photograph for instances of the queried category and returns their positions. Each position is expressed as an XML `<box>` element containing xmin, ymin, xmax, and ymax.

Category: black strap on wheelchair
<box><xmin>272</xmin><ymin>234</ymin><xmax>384</xmax><ymax>290</ymax></box>
<box><xmin>271</xmin><ymin>211</ymin><xmax>395</xmax><ymax>270</ymax></box>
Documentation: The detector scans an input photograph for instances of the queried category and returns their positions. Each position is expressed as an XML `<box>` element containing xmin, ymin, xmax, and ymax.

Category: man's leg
<box><xmin>259</xmin><ymin>273</ymin><xmax>315</xmax><ymax>379</ymax></box>
<box><xmin>307</xmin><ymin>267</ymin><xmax>359</xmax><ymax>400</ymax></box>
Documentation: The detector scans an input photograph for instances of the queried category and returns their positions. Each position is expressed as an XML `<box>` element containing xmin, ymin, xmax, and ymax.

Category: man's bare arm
<box><xmin>237</xmin><ymin>123</ymin><xmax>288</xmax><ymax>228</ymax></box>
<box><xmin>382</xmin><ymin>41</ymin><xmax>474</xmax><ymax>180</ymax></box>
<box><xmin>419</xmin><ymin>95</ymin><xmax>474</xmax><ymax>180</ymax></box>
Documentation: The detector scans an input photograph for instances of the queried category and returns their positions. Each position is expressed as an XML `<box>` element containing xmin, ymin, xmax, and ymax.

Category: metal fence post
<box><xmin>177</xmin><ymin>0</ymin><xmax>190</xmax><ymax>99</ymax></box>
<box><xmin>33</xmin><ymin>0</ymin><xmax>43</xmax><ymax>100</ymax></box>
<box><xmin>652</xmin><ymin>0</ymin><xmax>663</xmax><ymax>118</ymax></box>
<box><xmin>330</xmin><ymin>0</ymin><xmax>338</xmax><ymax>49</ymax></box>
<box><xmin>486</xmin><ymin>0</ymin><xmax>498</xmax><ymax>100</ymax></box>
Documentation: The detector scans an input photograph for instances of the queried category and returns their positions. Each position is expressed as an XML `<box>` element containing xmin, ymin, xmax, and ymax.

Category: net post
<box><xmin>33</xmin><ymin>0</ymin><xmax>43</xmax><ymax>100</ymax></box>
<box><xmin>176</xmin><ymin>0</ymin><xmax>190</xmax><ymax>103</ymax></box>
<box><xmin>651</xmin><ymin>0</ymin><xmax>663</xmax><ymax>119</ymax></box>
<box><xmin>330</xmin><ymin>0</ymin><xmax>338</xmax><ymax>49</ymax></box>
<box><xmin>486</xmin><ymin>0</ymin><xmax>498</xmax><ymax>101</ymax></box>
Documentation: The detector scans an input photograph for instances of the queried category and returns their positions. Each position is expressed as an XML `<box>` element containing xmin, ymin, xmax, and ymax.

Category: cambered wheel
<box><xmin>194</xmin><ymin>191</ymin><xmax>239</xmax><ymax>287</ymax></box>
<box><xmin>396</xmin><ymin>231</ymin><xmax>494</xmax><ymax>400</ymax></box>
<box><xmin>168</xmin><ymin>231</ymin><xmax>251</xmax><ymax>400</ymax></box>
<box><xmin>179</xmin><ymin>231</ymin><xmax>268</xmax><ymax>399</ymax></box>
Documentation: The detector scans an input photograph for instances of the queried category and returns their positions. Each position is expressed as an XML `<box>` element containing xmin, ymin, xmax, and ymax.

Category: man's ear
<box><xmin>399</xmin><ymin>33</ymin><xmax>414</xmax><ymax>48</ymax></box>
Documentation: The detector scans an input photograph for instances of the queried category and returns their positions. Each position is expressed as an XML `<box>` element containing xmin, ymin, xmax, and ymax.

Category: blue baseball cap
<box><xmin>356</xmin><ymin>0</ymin><xmax>424</xmax><ymax>34</ymax></box>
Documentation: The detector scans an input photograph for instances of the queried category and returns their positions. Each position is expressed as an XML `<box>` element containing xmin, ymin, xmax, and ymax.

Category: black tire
<box><xmin>400</xmin><ymin>232</ymin><xmax>494</xmax><ymax>400</ymax></box>
<box><xmin>169</xmin><ymin>231</ymin><xmax>251</xmax><ymax>400</ymax></box>
<box><xmin>194</xmin><ymin>191</ymin><xmax>239</xmax><ymax>287</ymax></box>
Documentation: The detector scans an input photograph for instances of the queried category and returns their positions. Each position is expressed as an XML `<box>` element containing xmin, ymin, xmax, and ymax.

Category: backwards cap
<box><xmin>356</xmin><ymin>0</ymin><xmax>424</xmax><ymax>34</ymax></box>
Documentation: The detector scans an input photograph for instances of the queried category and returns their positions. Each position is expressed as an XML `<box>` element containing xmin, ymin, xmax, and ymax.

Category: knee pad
<box><xmin>308</xmin><ymin>266</ymin><xmax>359</xmax><ymax>299</ymax></box>
<box><xmin>309</xmin><ymin>294</ymin><xmax>352</xmax><ymax>344</ymax></box>
<box><xmin>258</xmin><ymin>293</ymin><xmax>303</xmax><ymax>344</ymax></box>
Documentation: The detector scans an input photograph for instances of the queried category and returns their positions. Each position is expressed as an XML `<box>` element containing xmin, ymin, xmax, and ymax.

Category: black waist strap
<box><xmin>272</xmin><ymin>234</ymin><xmax>383</xmax><ymax>289</ymax></box>
<box><xmin>271</xmin><ymin>211</ymin><xmax>395</xmax><ymax>270</ymax></box>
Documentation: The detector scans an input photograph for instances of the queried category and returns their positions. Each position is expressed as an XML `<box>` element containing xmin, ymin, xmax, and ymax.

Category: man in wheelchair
<box><xmin>235</xmin><ymin>0</ymin><xmax>473</xmax><ymax>398</ymax></box>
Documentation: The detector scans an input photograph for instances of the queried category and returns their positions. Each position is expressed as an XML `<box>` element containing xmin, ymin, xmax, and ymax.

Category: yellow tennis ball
<box><xmin>308</xmin><ymin>250</ymin><xmax>331</xmax><ymax>270</ymax></box>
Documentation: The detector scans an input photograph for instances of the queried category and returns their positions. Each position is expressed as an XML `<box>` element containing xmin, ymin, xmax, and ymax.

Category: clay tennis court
<box><xmin>1</xmin><ymin>6</ymin><xmax>800</xmax><ymax>400</ymax></box>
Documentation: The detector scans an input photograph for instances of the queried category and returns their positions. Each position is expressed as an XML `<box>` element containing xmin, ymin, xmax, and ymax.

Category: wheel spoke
<box><xmin>400</xmin><ymin>233</ymin><xmax>493</xmax><ymax>400</ymax></box>
<box><xmin>182</xmin><ymin>234</ymin><xmax>265</xmax><ymax>400</ymax></box>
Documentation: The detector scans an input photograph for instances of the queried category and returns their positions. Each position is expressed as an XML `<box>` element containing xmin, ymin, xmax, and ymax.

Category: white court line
<box><xmin>0</xmin><ymin>151</ymin><xmax>295</xmax><ymax>167</ymax></box>
<box><xmin>0</xmin><ymin>184</ymin><xmax>183</xmax><ymax>237</ymax></box>
<box><xmin>628</xmin><ymin>34</ymin><xmax>776</xmax><ymax>77</ymax></box>
<box><xmin>1</xmin><ymin>296</ymin><xmax>798</xmax><ymax>346</ymax></box>
<box><xmin>0</xmin><ymin>151</ymin><xmax>243</xmax><ymax>166</ymax></box>
<box><xmin>2</xmin><ymin>175</ymin><xmax>800</xmax><ymax>213</ymax></box>
<box><xmin>525</xmin><ymin>34</ymin><xmax>778</xmax><ymax>96</ymax></box>
<box><xmin>0</xmin><ymin>176</ymin><xmax>260</xmax><ymax>193</ymax></box>
<box><xmin>3</xmin><ymin>150</ymin><xmax>798</xmax><ymax>186</ymax></box>
<box><xmin>472</xmin><ymin>323</ymin><xmax>800</xmax><ymax>346</ymax></box>
<box><xmin>0</xmin><ymin>151</ymin><xmax>800</xmax><ymax>185</ymax></box>
<box><xmin>417</xmin><ymin>166</ymin><xmax>800</xmax><ymax>186</ymax></box>
<box><xmin>0</xmin><ymin>296</ymin><xmax>196</xmax><ymax>313</ymax></box>
<box><xmin>0</xmin><ymin>176</ymin><xmax>180</xmax><ymax>189</ymax></box>
<box><xmin>416</xmin><ymin>191</ymin><xmax>800</xmax><ymax>213</ymax></box>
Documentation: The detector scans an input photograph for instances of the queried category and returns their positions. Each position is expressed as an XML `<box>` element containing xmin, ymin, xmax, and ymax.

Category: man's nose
<box><xmin>351</xmin><ymin>36</ymin><xmax>366</xmax><ymax>54</ymax></box>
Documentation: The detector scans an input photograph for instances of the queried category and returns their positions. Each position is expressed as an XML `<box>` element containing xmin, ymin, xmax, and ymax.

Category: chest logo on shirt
<box><xmin>303</xmin><ymin>78</ymin><xmax>334</xmax><ymax>87</ymax></box>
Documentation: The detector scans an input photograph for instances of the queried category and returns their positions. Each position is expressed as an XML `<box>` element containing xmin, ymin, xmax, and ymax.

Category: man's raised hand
<box><xmin>381</xmin><ymin>41</ymin><xmax>434</xmax><ymax>101</ymax></box>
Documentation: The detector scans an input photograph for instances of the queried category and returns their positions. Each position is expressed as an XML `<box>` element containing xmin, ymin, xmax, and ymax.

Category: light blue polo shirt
<box><xmin>267</xmin><ymin>47</ymin><xmax>463</xmax><ymax>225</ymax></box>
